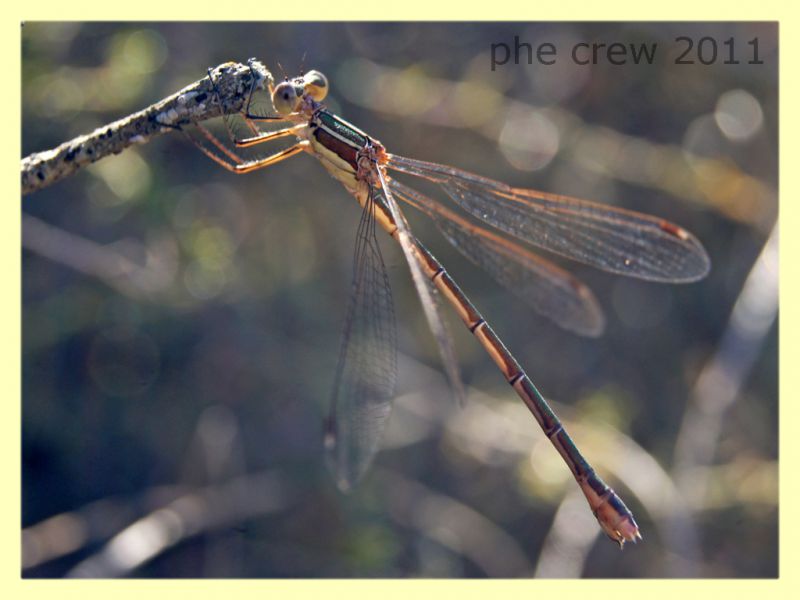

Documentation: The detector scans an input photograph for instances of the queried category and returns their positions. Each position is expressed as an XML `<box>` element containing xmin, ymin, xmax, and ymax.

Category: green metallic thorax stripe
<box><xmin>316</xmin><ymin>110</ymin><xmax>369</xmax><ymax>148</ymax></box>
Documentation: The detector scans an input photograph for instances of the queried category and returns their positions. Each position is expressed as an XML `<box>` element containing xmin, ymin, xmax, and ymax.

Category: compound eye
<box><xmin>303</xmin><ymin>70</ymin><xmax>328</xmax><ymax>101</ymax></box>
<box><xmin>272</xmin><ymin>81</ymin><xmax>299</xmax><ymax>115</ymax></box>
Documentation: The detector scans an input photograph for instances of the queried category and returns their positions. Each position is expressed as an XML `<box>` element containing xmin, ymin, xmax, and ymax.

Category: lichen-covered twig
<box><xmin>21</xmin><ymin>60</ymin><xmax>273</xmax><ymax>196</ymax></box>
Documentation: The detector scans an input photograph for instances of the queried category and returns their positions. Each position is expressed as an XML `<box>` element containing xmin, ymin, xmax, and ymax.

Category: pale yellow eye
<box><xmin>303</xmin><ymin>70</ymin><xmax>328</xmax><ymax>101</ymax></box>
<box><xmin>272</xmin><ymin>81</ymin><xmax>299</xmax><ymax>115</ymax></box>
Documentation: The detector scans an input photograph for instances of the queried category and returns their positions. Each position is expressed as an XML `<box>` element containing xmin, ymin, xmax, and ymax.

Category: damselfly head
<box><xmin>302</xmin><ymin>70</ymin><xmax>328</xmax><ymax>101</ymax></box>
<box><xmin>271</xmin><ymin>80</ymin><xmax>302</xmax><ymax>115</ymax></box>
<box><xmin>271</xmin><ymin>69</ymin><xmax>328</xmax><ymax>114</ymax></box>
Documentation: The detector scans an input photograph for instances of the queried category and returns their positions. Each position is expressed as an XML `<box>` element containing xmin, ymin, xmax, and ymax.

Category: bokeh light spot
<box><xmin>121</xmin><ymin>29</ymin><xmax>168</xmax><ymax>74</ymax></box>
<box><xmin>88</xmin><ymin>149</ymin><xmax>152</xmax><ymax>203</ymax></box>
<box><xmin>499</xmin><ymin>110</ymin><xmax>560</xmax><ymax>171</ymax></box>
<box><xmin>714</xmin><ymin>89</ymin><xmax>764</xmax><ymax>142</ymax></box>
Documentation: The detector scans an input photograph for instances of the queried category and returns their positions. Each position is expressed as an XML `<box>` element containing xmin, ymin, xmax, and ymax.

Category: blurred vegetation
<box><xmin>22</xmin><ymin>22</ymin><xmax>777</xmax><ymax>577</ymax></box>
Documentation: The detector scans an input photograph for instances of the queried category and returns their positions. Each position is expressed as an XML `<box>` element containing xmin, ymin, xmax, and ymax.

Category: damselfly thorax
<box><xmin>288</xmin><ymin>106</ymin><xmax>395</xmax><ymax>234</ymax></box>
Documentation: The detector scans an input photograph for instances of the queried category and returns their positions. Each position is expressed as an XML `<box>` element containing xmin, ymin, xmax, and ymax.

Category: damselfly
<box><xmin>189</xmin><ymin>60</ymin><xmax>710</xmax><ymax>547</ymax></box>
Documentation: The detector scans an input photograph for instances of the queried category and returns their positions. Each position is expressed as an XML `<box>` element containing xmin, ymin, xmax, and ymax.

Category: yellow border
<box><xmin>8</xmin><ymin>2</ymin><xmax>795</xmax><ymax>597</ymax></box>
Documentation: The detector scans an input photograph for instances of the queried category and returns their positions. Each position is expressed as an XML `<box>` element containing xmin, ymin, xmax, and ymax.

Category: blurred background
<box><xmin>21</xmin><ymin>22</ymin><xmax>777</xmax><ymax>578</ymax></box>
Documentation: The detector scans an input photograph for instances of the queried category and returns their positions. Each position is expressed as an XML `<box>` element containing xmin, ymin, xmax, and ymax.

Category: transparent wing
<box><xmin>388</xmin><ymin>178</ymin><xmax>605</xmax><ymax>337</ymax></box>
<box><xmin>387</xmin><ymin>154</ymin><xmax>710</xmax><ymax>283</ymax></box>
<box><xmin>375</xmin><ymin>166</ymin><xmax>466</xmax><ymax>405</ymax></box>
<box><xmin>324</xmin><ymin>188</ymin><xmax>397</xmax><ymax>492</ymax></box>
